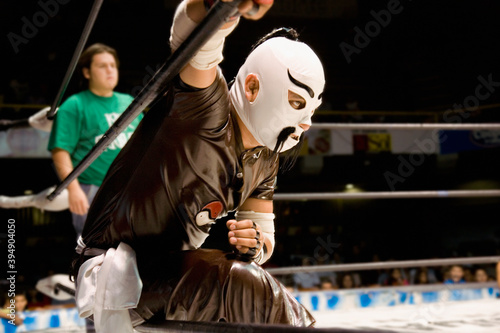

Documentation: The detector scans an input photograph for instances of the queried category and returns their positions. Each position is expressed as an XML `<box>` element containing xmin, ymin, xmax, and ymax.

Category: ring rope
<box><xmin>312</xmin><ymin>123</ymin><xmax>500</xmax><ymax>130</ymax></box>
<box><xmin>273</xmin><ymin>190</ymin><xmax>500</xmax><ymax>201</ymax></box>
<box><xmin>266</xmin><ymin>256</ymin><xmax>500</xmax><ymax>275</ymax></box>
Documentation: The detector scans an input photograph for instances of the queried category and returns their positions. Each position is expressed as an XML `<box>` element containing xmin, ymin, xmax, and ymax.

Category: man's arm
<box><xmin>227</xmin><ymin>197</ymin><xmax>275</xmax><ymax>264</ymax></box>
<box><xmin>173</xmin><ymin>0</ymin><xmax>273</xmax><ymax>89</ymax></box>
<box><xmin>0</xmin><ymin>309</ymin><xmax>23</xmax><ymax>325</ymax></box>
<box><xmin>51</xmin><ymin>148</ymin><xmax>89</xmax><ymax>215</ymax></box>
<box><xmin>497</xmin><ymin>262</ymin><xmax>500</xmax><ymax>290</ymax></box>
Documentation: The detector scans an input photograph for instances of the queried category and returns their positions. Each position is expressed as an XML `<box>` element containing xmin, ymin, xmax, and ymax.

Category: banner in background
<box><xmin>439</xmin><ymin>130</ymin><xmax>500</xmax><ymax>155</ymax></box>
<box><xmin>306</xmin><ymin>129</ymin><xmax>440</xmax><ymax>155</ymax></box>
<box><xmin>296</xmin><ymin>286</ymin><xmax>499</xmax><ymax>312</ymax></box>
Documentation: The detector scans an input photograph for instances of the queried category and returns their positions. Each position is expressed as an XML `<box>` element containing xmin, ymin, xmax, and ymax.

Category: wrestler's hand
<box><xmin>222</xmin><ymin>0</ymin><xmax>274</xmax><ymax>20</ymax></box>
<box><xmin>68</xmin><ymin>186</ymin><xmax>89</xmax><ymax>216</ymax></box>
<box><xmin>227</xmin><ymin>219</ymin><xmax>263</xmax><ymax>257</ymax></box>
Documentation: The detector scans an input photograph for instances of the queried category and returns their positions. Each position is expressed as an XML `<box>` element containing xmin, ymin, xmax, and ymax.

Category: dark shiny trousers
<box><xmin>133</xmin><ymin>249</ymin><xmax>315</xmax><ymax>327</ymax></box>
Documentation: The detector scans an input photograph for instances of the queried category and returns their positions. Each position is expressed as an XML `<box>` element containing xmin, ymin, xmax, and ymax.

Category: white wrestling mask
<box><xmin>230</xmin><ymin>37</ymin><xmax>325</xmax><ymax>152</ymax></box>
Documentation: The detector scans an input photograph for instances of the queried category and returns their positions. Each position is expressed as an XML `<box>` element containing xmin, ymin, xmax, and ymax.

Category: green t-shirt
<box><xmin>48</xmin><ymin>90</ymin><xmax>143</xmax><ymax>186</ymax></box>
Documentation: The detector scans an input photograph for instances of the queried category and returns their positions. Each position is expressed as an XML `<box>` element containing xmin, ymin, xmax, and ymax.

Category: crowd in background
<box><xmin>1</xmin><ymin>204</ymin><xmax>500</xmax><ymax>330</ymax></box>
<box><xmin>275</xmin><ymin>259</ymin><xmax>498</xmax><ymax>292</ymax></box>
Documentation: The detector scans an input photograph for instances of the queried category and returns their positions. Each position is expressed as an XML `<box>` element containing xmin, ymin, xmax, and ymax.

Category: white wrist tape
<box><xmin>235</xmin><ymin>210</ymin><xmax>275</xmax><ymax>255</ymax></box>
<box><xmin>169</xmin><ymin>1</ymin><xmax>197</xmax><ymax>52</ymax></box>
<box><xmin>169</xmin><ymin>0</ymin><xmax>239</xmax><ymax>70</ymax></box>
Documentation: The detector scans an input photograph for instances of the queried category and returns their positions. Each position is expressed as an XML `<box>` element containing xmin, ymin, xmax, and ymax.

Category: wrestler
<box><xmin>72</xmin><ymin>0</ymin><xmax>325</xmax><ymax>331</ymax></box>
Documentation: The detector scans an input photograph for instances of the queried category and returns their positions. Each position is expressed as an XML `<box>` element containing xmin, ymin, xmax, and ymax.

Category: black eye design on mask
<box><xmin>288</xmin><ymin>69</ymin><xmax>314</xmax><ymax>98</ymax></box>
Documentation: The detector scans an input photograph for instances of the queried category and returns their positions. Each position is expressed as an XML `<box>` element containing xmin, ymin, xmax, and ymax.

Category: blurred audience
<box><xmin>474</xmin><ymin>267</ymin><xmax>490</xmax><ymax>283</ymax></box>
<box><xmin>383</xmin><ymin>268</ymin><xmax>409</xmax><ymax>286</ymax></box>
<box><xmin>292</xmin><ymin>258</ymin><xmax>321</xmax><ymax>291</ymax></box>
<box><xmin>411</xmin><ymin>267</ymin><xmax>438</xmax><ymax>285</ymax></box>
<box><xmin>319</xmin><ymin>277</ymin><xmax>336</xmax><ymax>290</ymax></box>
<box><xmin>337</xmin><ymin>272</ymin><xmax>357</xmax><ymax>289</ymax></box>
<box><xmin>444</xmin><ymin>265</ymin><xmax>466</xmax><ymax>284</ymax></box>
<box><xmin>1</xmin><ymin>288</ymin><xmax>28</xmax><ymax>328</ymax></box>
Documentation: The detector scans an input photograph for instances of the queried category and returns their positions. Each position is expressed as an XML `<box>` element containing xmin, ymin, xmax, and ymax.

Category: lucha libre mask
<box><xmin>230</xmin><ymin>37</ymin><xmax>325</xmax><ymax>152</ymax></box>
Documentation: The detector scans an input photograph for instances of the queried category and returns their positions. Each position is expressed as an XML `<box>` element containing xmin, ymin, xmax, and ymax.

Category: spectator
<box><xmin>338</xmin><ymin>272</ymin><xmax>356</xmax><ymax>289</ymax></box>
<box><xmin>293</xmin><ymin>258</ymin><xmax>321</xmax><ymax>291</ymax></box>
<box><xmin>410</xmin><ymin>267</ymin><xmax>438</xmax><ymax>285</ymax></box>
<box><xmin>320</xmin><ymin>276</ymin><xmax>336</xmax><ymax>290</ymax></box>
<box><xmin>48</xmin><ymin>43</ymin><xmax>143</xmax><ymax>240</ymax></box>
<box><xmin>463</xmin><ymin>266</ymin><xmax>474</xmax><ymax>282</ymax></box>
<box><xmin>362</xmin><ymin>253</ymin><xmax>384</xmax><ymax>287</ymax></box>
<box><xmin>26</xmin><ymin>288</ymin><xmax>52</xmax><ymax>310</ymax></box>
<box><xmin>444</xmin><ymin>265</ymin><xmax>466</xmax><ymax>284</ymax></box>
<box><xmin>474</xmin><ymin>267</ymin><xmax>490</xmax><ymax>283</ymax></box>
<box><xmin>497</xmin><ymin>262</ymin><xmax>500</xmax><ymax>292</ymax></box>
<box><xmin>0</xmin><ymin>289</ymin><xmax>28</xmax><ymax>329</ymax></box>
<box><xmin>315</xmin><ymin>246</ymin><xmax>338</xmax><ymax>289</ymax></box>
<box><xmin>383</xmin><ymin>268</ymin><xmax>409</xmax><ymax>287</ymax></box>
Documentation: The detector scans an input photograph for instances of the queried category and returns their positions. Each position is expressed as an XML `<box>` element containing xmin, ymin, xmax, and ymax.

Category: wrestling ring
<box><xmin>2</xmin><ymin>103</ymin><xmax>500</xmax><ymax>333</ymax></box>
<box><xmin>2</xmin><ymin>96</ymin><xmax>500</xmax><ymax>333</ymax></box>
<box><xmin>2</xmin><ymin>117</ymin><xmax>500</xmax><ymax>332</ymax></box>
<box><xmin>7</xmin><ymin>255</ymin><xmax>499</xmax><ymax>332</ymax></box>
<box><xmin>2</xmin><ymin>0</ymin><xmax>500</xmax><ymax>332</ymax></box>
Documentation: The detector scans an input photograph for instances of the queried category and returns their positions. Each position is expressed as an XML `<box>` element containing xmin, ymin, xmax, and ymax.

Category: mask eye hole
<box><xmin>288</xmin><ymin>90</ymin><xmax>306</xmax><ymax>110</ymax></box>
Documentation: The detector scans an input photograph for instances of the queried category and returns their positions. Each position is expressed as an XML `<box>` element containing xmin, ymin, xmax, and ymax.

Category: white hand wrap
<box><xmin>169</xmin><ymin>0</ymin><xmax>239</xmax><ymax>70</ymax></box>
<box><xmin>235</xmin><ymin>210</ymin><xmax>275</xmax><ymax>264</ymax></box>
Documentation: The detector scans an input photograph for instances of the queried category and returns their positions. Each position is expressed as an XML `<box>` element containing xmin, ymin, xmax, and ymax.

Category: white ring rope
<box><xmin>312</xmin><ymin>123</ymin><xmax>500</xmax><ymax>130</ymax></box>
<box><xmin>273</xmin><ymin>190</ymin><xmax>500</xmax><ymax>201</ymax></box>
<box><xmin>266</xmin><ymin>256</ymin><xmax>500</xmax><ymax>275</ymax></box>
<box><xmin>342</xmin><ymin>281</ymin><xmax>499</xmax><ymax>293</ymax></box>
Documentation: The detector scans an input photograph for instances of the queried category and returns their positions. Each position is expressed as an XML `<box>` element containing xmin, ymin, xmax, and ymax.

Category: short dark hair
<box><xmin>78</xmin><ymin>43</ymin><xmax>120</xmax><ymax>71</ymax></box>
<box><xmin>250</xmin><ymin>27</ymin><xmax>300</xmax><ymax>52</ymax></box>
<box><xmin>76</xmin><ymin>43</ymin><xmax>120</xmax><ymax>89</ymax></box>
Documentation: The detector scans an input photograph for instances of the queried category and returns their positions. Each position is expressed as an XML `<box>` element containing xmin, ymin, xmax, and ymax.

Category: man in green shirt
<box><xmin>48</xmin><ymin>43</ymin><xmax>143</xmax><ymax>239</ymax></box>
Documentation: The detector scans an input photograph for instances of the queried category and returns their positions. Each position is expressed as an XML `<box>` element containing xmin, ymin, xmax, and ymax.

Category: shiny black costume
<box><xmin>75</xmin><ymin>72</ymin><xmax>314</xmax><ymax>326</ymax></box>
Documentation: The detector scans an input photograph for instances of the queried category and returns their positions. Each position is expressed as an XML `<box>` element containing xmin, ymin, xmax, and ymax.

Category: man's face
<box><xmin>288</xmin><ymin>90</ymin><xmax>310</xmax><ymax>136</ymax></box>
<box><xmin>15</xmin><ymin>295</ymin><xmax>28</xmax><ymax>311</ymax></box>
<box><xmin>230</xmin><ymin>37</ymin><xmax>324</xmax><ymax>152</ymax></box>
<box><xmin>450</xmin><ymin>266</ymin><xmax>464</xmax><ymax>281</ymax></box>
<box><xmin>84</xmin><ymin>52</ymin><xmax>118</xmax><ymax>93</ymax></box>
<box><xmin>475</xmin><ymin>269</ymin><xmax>488</xmax><ymax>282</ymax></box>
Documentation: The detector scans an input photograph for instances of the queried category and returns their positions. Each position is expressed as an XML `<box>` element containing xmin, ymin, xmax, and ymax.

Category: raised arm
<box><xmin>170</xmin><ymin>0</ymin><xmax>273</xmax><ymax>88</ymax></box>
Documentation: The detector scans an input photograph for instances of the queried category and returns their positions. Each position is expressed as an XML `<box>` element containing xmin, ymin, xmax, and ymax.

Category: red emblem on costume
<box><xmin>196</xmin><ymin>201</ymin><xmax>223</xmax><ymax>226</ymax></box>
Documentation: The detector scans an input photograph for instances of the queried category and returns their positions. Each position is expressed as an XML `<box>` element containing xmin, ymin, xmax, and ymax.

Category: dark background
<box><xmin>1</xmin><ymin>0</ymin><xmax>500</xmax><ymax>284</ymax></box>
